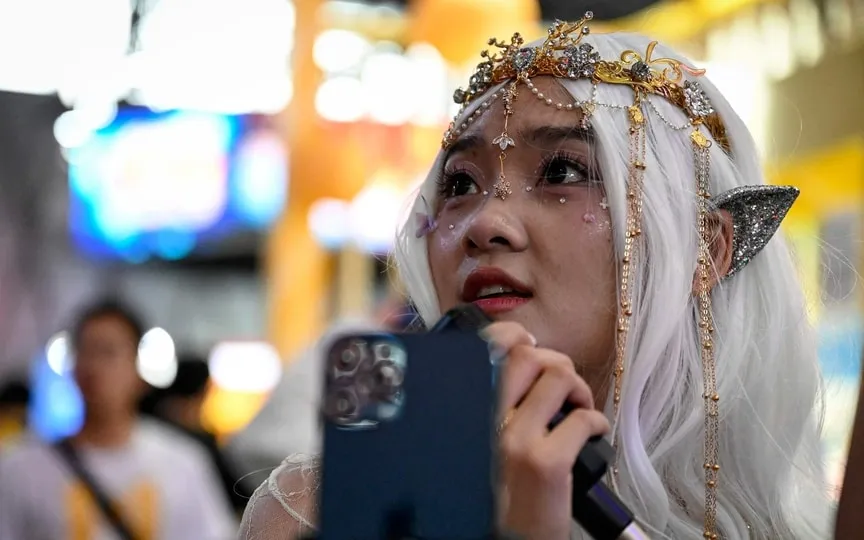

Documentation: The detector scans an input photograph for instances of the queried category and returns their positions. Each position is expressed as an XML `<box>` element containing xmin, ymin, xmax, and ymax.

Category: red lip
<box><xmin>461</xmin><ymin>267</ymin><xmax>533</xmax><ymax>315</ymax></box>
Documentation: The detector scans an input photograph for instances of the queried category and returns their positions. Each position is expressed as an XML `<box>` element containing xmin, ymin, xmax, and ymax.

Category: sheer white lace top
<box><xmin>239</xmin><ymin>454</ymin><xmax>321</xmax><ymax>540</ymax></box>
<box><xmin>238</xmin><ymin>454</ymin><xmax>585</xmax><ymax>540</ymax></box>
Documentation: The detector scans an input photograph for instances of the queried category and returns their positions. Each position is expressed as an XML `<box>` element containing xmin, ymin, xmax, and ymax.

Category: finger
<box><xmin>500</xmin><ymin>409</ymin><xmax>610</xmax><ymax>486</ymax></box>
<box><xmin>481</xmin><ymin>321</ymin><xmax>537</xmax><ymax>357</ymax></box>
<box><xmin>547</xmin><ymin>409</ymin><xmax>610</xmax><ymax>452</ymax></box>
<box><xmin>499</xmin><ymin>344</ymin><xmax>548</xmax><ymax>412</ymax></box>
<box><xmin>513</xmin><ymin>363</ymin><xmax>594</xmax><ymax>436</ymax></box>
<box><xmin>500</xmin><ymin>347</ymin><xmax>588</xmax><ymax>410</ymax></box>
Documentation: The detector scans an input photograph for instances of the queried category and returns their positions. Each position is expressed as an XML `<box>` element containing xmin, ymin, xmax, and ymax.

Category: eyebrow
<box><xmin>444</xmin><ymin>125</ymin><xmax>594</xmax><ymax>162</ymax></box>
<box><xmin>443</xmin><ymin>134</ymin><xmax>483</xmax><ymax>162</ymax></box>
<box><xmin>521</xmin><ymin>125</ymin><xmax>594</xmax><ymax>147</ymax></box>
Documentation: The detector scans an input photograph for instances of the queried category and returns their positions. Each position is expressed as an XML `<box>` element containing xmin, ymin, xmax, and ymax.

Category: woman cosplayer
<box><xmin>241</xmin><ymin>15</ymin><xmax>830</xmax><ymax>540</ymax></box>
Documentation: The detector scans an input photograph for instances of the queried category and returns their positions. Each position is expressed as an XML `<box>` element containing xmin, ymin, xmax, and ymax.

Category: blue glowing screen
<box><xmin>67</xmin><ymin>108</ymin><xmax>287</xmax><ymax>262</ymax></box>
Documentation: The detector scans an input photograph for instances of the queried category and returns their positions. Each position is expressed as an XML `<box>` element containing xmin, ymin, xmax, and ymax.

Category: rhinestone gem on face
<box><xmin>494</xmin><ymin>178</ymin><xmax>513</xmax><ymax>200</ymax></box>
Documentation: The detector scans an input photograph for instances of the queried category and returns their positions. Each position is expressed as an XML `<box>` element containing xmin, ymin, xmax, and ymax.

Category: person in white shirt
<box><xmin>0</xmin><ymin>299</ymin><xmax>236</xmax><ymax>540</ymax></box>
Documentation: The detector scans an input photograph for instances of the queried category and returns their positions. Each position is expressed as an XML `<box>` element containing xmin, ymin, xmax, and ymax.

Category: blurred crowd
<box><xmin>0</xmin><ymin>300</ymin><xmax>238</xmax><ymax>539</ymax></box>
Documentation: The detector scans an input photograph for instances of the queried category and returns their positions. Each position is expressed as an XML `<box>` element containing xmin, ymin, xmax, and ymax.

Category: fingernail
<box><xmin>528</xmin><ymin>333</ymin><xmax>538</xmax><ymax>347</ymax></box>
<box><xmin>479</xmin><ymin>328</ymin><xmax>492</xmax><ymax>342</ymax></box>
<box><xmin>488</xmin><ymin>342</ymin><xmax>507</xmax><ymax>366</ymax></box>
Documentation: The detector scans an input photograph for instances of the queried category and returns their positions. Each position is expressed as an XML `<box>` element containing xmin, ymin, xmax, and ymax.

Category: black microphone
<box><xmin>431</xmin><ymin>305</ymin><xmax>650</xmax><ymax>540</ymax></box>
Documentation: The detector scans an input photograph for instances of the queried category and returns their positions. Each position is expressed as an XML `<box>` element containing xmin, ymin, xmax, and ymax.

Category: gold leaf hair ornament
<box><xmin>442</xmin><ymin>13</ymin><xmax>729</xmax><ymax>153</ymax></box>
<box><xmin>437</xmin><ymin>13</ymin><xmax>801</xmax><ymax>540</ymax></box>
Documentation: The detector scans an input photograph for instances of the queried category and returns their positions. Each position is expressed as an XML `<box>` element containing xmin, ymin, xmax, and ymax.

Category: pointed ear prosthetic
<box><xmin>710</xmin><ymin>185</ymin><xmax>799</xmax><ymax>279</ymax></box>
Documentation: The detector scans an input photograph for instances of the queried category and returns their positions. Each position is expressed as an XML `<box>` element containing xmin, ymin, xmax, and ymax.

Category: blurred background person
<box><xmin>0</xmin><ymin>299</ymin><xmax>236</xmax><ymax>540</ymax></box>
<box><xmin>144</xmin><ymin>354</ymin><xmax>254</xmax><ymax>515</ymax></box>
<box><xmin>0</xmin><ymin>378</ymin><xmax>30</xmax><ymax>452</ymax></box>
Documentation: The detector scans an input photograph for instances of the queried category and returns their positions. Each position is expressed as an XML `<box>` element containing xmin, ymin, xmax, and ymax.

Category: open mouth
<box><xmin>473</xmin><ymin>285</ymin><xmax>533</xmax><ymax>301</ymax></box>
<box><xmin>461</xmin><ymin>267</ymin><xmax>534</xmax><ymax>310</ymax></box>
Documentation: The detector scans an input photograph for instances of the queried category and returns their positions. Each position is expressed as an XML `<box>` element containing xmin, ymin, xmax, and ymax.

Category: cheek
<box><xmin>427</xmin><ymin>235</ymin><xmax>459</xmax><ymax>298</ymax></box>
<box><xmin>567</xmin><ymin>206</ymin><xmax>611</xmax><ymax>234</ymax></box>
<box><xmin>575</xmin><ymin>206</ymin><xmax>612</xmax><ymax>240</ymax></box>
<box><xmin>588</xmin><ymin>214</ymin><xmax>613</xmax><ymax>240</ymax></box>
<box><xmin>431</xmin><ymin>222</ymin><xmax>463</xmax><ymax>251</ymax></box>
<box><xmin>559</xmin><ymin>210</ymin><xmax>615</xmax><ymax>284</ymax></box>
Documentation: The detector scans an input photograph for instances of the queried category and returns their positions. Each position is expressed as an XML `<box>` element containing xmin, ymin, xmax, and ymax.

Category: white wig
<box><xmin>393</xmin><ymin>32</ymin><xmax>829</xmax><ymax>539</ymax></box>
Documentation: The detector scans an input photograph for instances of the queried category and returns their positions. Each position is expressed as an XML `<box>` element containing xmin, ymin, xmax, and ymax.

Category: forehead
<box><xmin>79</xmin><ymin>315</ymin><xmax>136</xmax><ymax>342</ymax></box>
<box><xmin>445</xmin><ymin>77</ymin><xmax>587</xmax><ymax>156</ymax></box>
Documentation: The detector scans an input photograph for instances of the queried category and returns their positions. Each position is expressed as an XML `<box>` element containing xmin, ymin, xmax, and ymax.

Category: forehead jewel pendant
<box><xmin>491</xmin><ymin>82</ymin><xmax>518</xmax><ymax>201</ymax></box>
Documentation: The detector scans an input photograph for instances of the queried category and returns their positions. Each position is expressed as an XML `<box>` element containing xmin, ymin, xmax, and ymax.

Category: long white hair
<box><xmin>393</xmin><ymin>33</ymin><xmax>830</xmax><ymax>539</ymax></box>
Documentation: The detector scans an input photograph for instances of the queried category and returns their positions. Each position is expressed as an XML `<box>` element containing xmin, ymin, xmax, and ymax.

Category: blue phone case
<box><xmin>318</xmin><ymin>331</ymin><xmax>498</xmax><ymax>540</ymax></box>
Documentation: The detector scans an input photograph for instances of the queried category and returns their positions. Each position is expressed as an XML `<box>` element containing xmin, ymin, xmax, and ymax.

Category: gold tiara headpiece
<box><xmin>443</xmin><ymin>12</ymin><xmax>730</xmax><ymax>154</ymax></box>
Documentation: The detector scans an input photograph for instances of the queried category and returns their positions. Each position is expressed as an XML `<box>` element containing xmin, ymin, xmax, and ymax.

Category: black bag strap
<box><xmin>54</xmin><ymin>439</ymin><xmax>137</xmax><ymax>540</ymax></box>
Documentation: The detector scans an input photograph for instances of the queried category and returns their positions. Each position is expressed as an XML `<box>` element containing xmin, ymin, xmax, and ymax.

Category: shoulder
<box><xmin>0</xmin><ymin>436</ymin><xmax>53</xmax><ymax>470</ymax></box>
<box><xmin>0</xmin><ymin>437</ymin><xmax>58</xmax><ymax>492</ymax></box>
<box><xmin>239</xmin><ymin>454</ymin><xmax>320</xmax><ymax>540</ymax></box>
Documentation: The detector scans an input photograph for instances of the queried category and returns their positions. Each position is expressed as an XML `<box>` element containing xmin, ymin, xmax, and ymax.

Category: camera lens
<box><xmin>334</xmin><ymin>340</ymin><xmax>364</xmax><ymax>372</ymax></box>
<box><xmin>326</xmin><ymin>388</ymin><xmax>360</xmax><ymax>423</ymax></box>
<box><xmin>339</xmin><ymin>349</ymin><xmax>357</xmax><ymax>369</ymax></box>
<box><xmin>376</xmin><ymin>344</ymin><xmax>391</xmax><ymax>360</ymax></box>
<box><xmin>372</xmin><ymin>360</ymin><xmax>403</xmax><ymax>398</ymax></box>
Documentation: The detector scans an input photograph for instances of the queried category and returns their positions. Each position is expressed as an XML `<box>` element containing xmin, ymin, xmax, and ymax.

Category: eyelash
<box><xmin>437</xmin><ymin>167</ymin><xmax>478</xmax><ymax>199</ymax></box>
<box><xmin>535</xmin><ymin>151</ymin><xmax>595</xmax><ymax>186</ymax></box>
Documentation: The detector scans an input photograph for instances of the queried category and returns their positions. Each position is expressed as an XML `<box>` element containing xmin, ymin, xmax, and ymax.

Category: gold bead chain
<box><xmin>610</xmin><ymin>93</ymin><xmax>647</xmax><ymax>490</ymax></box>
<box><xmin>610</xmin><ymin>100</ymin><xmax>721</xmax><ymax>540</ymax></box>
<box><xmin>693</xmin><ymin>124</ymin><xmax>719</xmax><ymax>539</ymax></box>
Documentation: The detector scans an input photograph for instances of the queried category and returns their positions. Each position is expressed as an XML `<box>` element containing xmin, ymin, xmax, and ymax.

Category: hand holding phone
<box><xmin>316</xmin><ymin>305</ymin><xmax>641</xmax><ymax>540</ymax></box>
<box><xmin>482</xmin><ymin>321</ymin><xmax>611</xmax><ymax>540</ymax></box>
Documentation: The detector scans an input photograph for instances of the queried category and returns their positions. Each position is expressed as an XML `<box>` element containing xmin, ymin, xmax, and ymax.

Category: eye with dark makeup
<box><xmin>537</xmin><ymin>152</ymin><xmax>596</xmax><ymax>186</ymax></box>
<box><xmin>437</xmin><ymin>167</ymin><xmax>480</xmax><ymax>199</ymax></box>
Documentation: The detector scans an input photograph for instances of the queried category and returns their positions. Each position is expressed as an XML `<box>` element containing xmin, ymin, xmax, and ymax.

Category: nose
<box><xmin>463</xmin><ymin>198</ymin><xmax>529</xmax><ymax>255</ymax></box>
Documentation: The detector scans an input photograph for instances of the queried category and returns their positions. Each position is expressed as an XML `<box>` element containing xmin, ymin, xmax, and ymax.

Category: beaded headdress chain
<box><xmin>439</xmin><ymin>12</ymin><xmax>799</xmax><ymax>538</ymax></box>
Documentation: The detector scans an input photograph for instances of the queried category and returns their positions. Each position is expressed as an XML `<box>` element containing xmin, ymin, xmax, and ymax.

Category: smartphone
<box><xmin>317</xmin><ymin>327</ymin><xmax>498</xmax><ymax>540</ymax></box>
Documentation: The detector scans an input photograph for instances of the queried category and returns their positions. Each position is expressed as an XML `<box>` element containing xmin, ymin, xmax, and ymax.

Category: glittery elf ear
<box><xmin>711</xmin><ymin>185</ymin><xmax>799</xmax><ymax>279</ymax></box>
<box><xmin>414</xmin><ymin>195</ymin><xmax>438</xmax><ymax>238</ymax></box>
